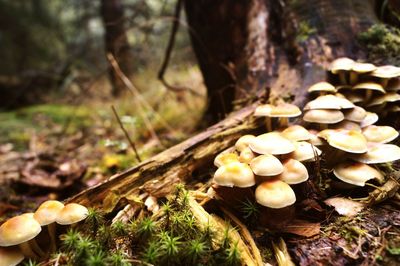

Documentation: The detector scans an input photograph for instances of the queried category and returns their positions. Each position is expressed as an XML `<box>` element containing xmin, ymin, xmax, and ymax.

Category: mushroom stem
<box><xmin>364</xmin><ymin>90</ymin><xmax>373</xmax><ymax>103</ymax></box>
<box><xmin>381</xmin><ymin>79</ymin><xmax>389</xmax><ymax>88</ymax></box>
<box><xmin>19</xmin><ymin>242</ymin><xmax>38</xmax><ymax>260</ymax></box>
<box><xmin>326</xmin><ymin>149</ymin><xmax>346</xmax><ymax>167</ymax></box>
<box><xmin>266</xmin><ymin>117</ymin><xmax>272</xmax><ymax>132</ymax></box>
<box><xmin>279</xmin><ymin>117</ymin><xmax>289</xmax><ymax>128</ymax></box>
<box><xmin>350</xmin><ymin>72</ymin><xmax>358</xmax><ymax>85</ymax></box>
<box><xmin>338</xmin><ymin>72</ymin><xmax>347</xmax><ymax>85</ymax></box>
<box><xmin>47</xmin><ymin>223</ymin><xmax>57</xmax><ymax>253</ymax></box>
<box><xmin>29</xmin><ymin>238</ymin><xmax>45</xmax><ymax>258</ymax></box>
<box><xmin>319</xmin><ymin>123</ymin><xmax>328</xmax><ymax>130</ymax></box>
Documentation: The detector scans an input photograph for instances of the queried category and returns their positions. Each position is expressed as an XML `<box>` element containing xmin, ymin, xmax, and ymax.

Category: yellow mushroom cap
<box><xmin>366</xmin><ymin>92</ymin><xmax>400</xmax><ymax>107</ymax></box>
<box><xmin>277</xmin><ymin>159</ymin><xmax>309</xmax><ymax>184</ymax></box>
<box><xmin>330</xmin><ymin>57</ymin><xmax>355</xmax><ymax>73</ymax></box>
<box><xmin>371</xmin><ymin>65</ymin><xmax>400</xmax><ymax>78</ymax></box>
<box><xmin>360</xmin><ymin>112</ymin><xmax>379</xmax><ymax>128</ymax></box>
<box><xmin>331</xmin><ymin>120</ymin><xmax>362</xmax><ymax>132</ymax></box>
<box><xmin>303</xmin><ymin>109</ymin><xmax>344</xmax><ymax>124</ymax></box>
<box><xmin>214</xmin><ymin>152</ymin><xmax>239</xmax><ymax>167</ymax></box>
<box><xmin>281</xmin><ymin>125</ymin><xmax>312</xmax><ymax>141</ymax></box>
<box><xmin>318</xmin><ymin>129</ymin><xmax>367</xmax><ymax>153</ymax></box>
<box><xmin>0</xmin><ymin>246</ymin><xmax>24</xmax><ymax>266</ymax></box>
<box><xmin>255</xmin><ymin>180</ymin><xmax>296</xmax><ymax>209</ymax></box>
<box><xmin>213</xmin><ymin>162</ymin><xmax>255</xmax><ymax>188</ymax></box>
<box><xmin>343</xmin><ymin>106</ymin><xmax>366</xmax><ymax>122</ymax></box>
<box><xmin>351</xmin><ymin>62</ymin><xmax>376</xmax><ymax>73</ymax></box>
<box><xmin>290</xmin><ymin>141</ymin><xmax>322</xmax><ymax>161</ymax></box>
<box><xmin>249</xmin><ymin>132</ymin><xmax>295</xmax><ymax>155</ymax></box>
<box><xmin>56</xmin><ymin>203</ymin><xmax>89</xmax><ymax>225</ymax></box>
<box><xmin>254</xmin><ymin>103</ymin><xmax>301</xmax><ymax>117</ymax></box>
<box><xmin>350</xmin><ymin>143</ymin><xmax>400</xmax><ymax>164</ymax></box>
<box><xmin>0</xmin><ymin>214</ymin><xmax>41</xmax><ymax>246</ymax></box>
<box><xmin>333</xmin><ymin>161</ymin><xmax>384</xmax><ymax>186</ymax></box>
<box><xmin>250</xmin><ymin>154</ymin><xmax>284</xmax><ymax>176</ymax></box>
<box><xmin>239</xmin><ymin>147</ymin><xmax>256</xmax><ymax>164</ymax></box>
<box><xmin>33</xmin><ymin>200</ymin><xmax>65</xmax><ymax>226</ymax></box>
<box><xmin>235</xmin><ymin>135</ymin><xmax>256</xmax><ymax>152</ymax></box>
<box><xmin>304</xmin><ymin>95</ymin><xmax>354</xmax><ymax>110</ymax></box>
<box><xmin>362</xmin><ymin>125</ymin><xmax>399</xmax><ymax>144</ymax></box>
<box><xmin>353</xmin><ymin>82</ymin><xmax>385</xmax><ymax>93</ymax></box>
<box><xmin>308</xmin><ymin>82</ymin><xmax>336</xmax><ymax>93</ymax></box>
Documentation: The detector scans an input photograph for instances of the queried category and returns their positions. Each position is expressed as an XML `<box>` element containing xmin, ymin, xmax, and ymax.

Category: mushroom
<box><xmin>370</xmin><ymin>65</ymin><xmax>400</xmax><ymax>87</ymax></box>
<box><xmin>362</xmin><ymin>125</ymin><xmax>399</xmax><ymax>143</ymax></box>
<box><xmin>290</xmin><ymin>141</ymin><xmax>322</xmax><ymax>162</ymax></box>
<box><xmin>303</xmin><ymin>109</ymin><xmax>344</xmax><ymax>128</ymax></box>
<box><xmin>0</xmin><ymin>246</ymin><xmax>24</xmax><ymax>266</ymax></box>
<box><xmin>213</xmin><ymin>162</ymin><xmax>255</xmax><ymax>188</ymax></box>
<box><xmin>280</xmin><ymin>125</ymin><xmax>312</xmax><ymax>142</ymax></box>
<box><xmin>238</xmin><ymin>147</ymin><xmax>256</xmax><ymax>163</ymax></box>
<box><xmin>318</xmin><ymin>129</ymin><xmax>368</xmax><ymax>154</ymax></box>
<box><xmin>0</xmin><ymin>213</ymin><xmax>43</xmax><ymax>259</ymax></box>
<box><xmin>343</xmin><ymin>106</ymin><xmax>367</xmax><ymax>122</ymax></box>
<box><xmin>307</xmin><ymin>82</ymin><xmax>336</xmax><ymax>96</ymax></box>
<box><xmin>235</xmin><ymin>134</ymin><xmax>256</xmax><ymax>152</ymax></box>
<box><xmin>277</xmin><ymin>159</ymin><xmax>309</xmax><ymax>185</ymax></box>
<box><xmin>331</xmin><ymin>120</ymin><xmax>362</xmax><ymax>132</ymax></box>
<box><xmin>360</xmin><ymin>112</ymin><xmax>379</xmax><ymax>128</ymax></box>
<box><xmin>33</xmin><ymin>200</ymin><xmax>64</xmax><ymax>253</ymax></box>
<box><xmin>329</xmin><ymin>57</ymin><xmax>354</xmax><ymax>85</ymax></box>
<box><xmin>56</xmin><ymin>203</ymin><xmax>89</xmax><ymax>226</ymax></box>
<box><xmin>341</xmin><ymin>91</ymin><xmax>364</xmax><ymax>104</ymax></box>
<box><xmin>333</xmin><ymin>161</ymin><xmax>384</xmax><ymax>186</ymax></box>
<box><xmin>304</xmin><ymin>94</ymin><xmax>354</xmax><ymax>110</ymax></box>
<box><xmin>249</xmin><ymin>132</ymin><xmax>295</xmax><ymax>155</ymax></box>
<box><xmin>250</xmin><ymin>154</ymin><xmax>284</xmax><ymax>180</ymax></box>
<box><xmin>366</xmin><ymin>92</ymin><xmax>400</xmax><ymax>107</ymax></box>
<box><xmin>307</xmin><ymin>129</ymin><xmax>325</xmax><ymax>146</ymax></box>
<box><xmin>254</xmin><ymin>103</ymin><xmax>301</xmax><ymax>131</ymax></box>
<box><xmin>353</xmin><ymin>82</ymin><xmax>385</xmax><ymax>103</ymax></box>
<box><xmin>349</xmin><ymin>62</ymin><xmax>376</xmax><ymax>85</ymax></box>
<box><xmin>214</xmin><ymin>152</ymin><xmax>239</xmax><ymax>167</ymax></box>
<box><xmin>350</xmin><ymin>143</ymin><xmax>400</xmax><ymax>164</ymax></box>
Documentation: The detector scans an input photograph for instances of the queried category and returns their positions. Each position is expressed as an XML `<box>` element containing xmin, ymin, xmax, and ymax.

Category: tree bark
<box><xmin>100</xmin><ymin>0</ymin><xmax>134</xmax><ymax>97</ymax></box>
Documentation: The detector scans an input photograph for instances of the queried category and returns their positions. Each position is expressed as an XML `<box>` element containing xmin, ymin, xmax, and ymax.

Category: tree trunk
<box><xmin>100</xmin><ymin>0</ymin><xmax>134</xmax><ymax>97</ymax></box>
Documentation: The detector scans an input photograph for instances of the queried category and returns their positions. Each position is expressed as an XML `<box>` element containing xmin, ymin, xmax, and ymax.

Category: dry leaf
<box><xmin>324</xmin><ymin>197</ymin><xmax>365</xmax><ymax>217</ymax></box>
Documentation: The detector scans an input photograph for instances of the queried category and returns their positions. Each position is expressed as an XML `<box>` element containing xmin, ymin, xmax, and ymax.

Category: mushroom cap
<box><xmin>308</xmin><ymin>82</ymin><xmax>336</xmax><ymax>93</ymax></box>
<box><xmin>235</xmin><ymin>135</ymin><xmax>256</xmax><ymax>152</ymax></box>
<box><xmin>366</xmin><ymin>92</ymin><xmax>400</xmax><ymax>107</ymax></box>
<box><xmin>350</xmin><ymin>143</ymin><xmax>400</xmax><ymax>164</ymax></box>
<box><xmin>56</xmin><ymin>203</ymin><xmax>89</xmax><ymax>225</ymax></box>
<box><xmin>213</xmin><ymin>162</ymin><xmax>255</xmax><ymax>188</ymax></box>
<box><xmin>255</xmin><ymin>180</ymin><xmax>296</xmax><ymax>209</ymax></box>
<box><xmin>343</xmin><ymin>106</ymin><xmax>367</xmax><ymax>122</ymax></box>
<box><xmin>304</xmin><ymin>95</ymin><xmax>354</xmax><ymax>110</ymax></box>
<box><xmin>0</xmin><ymin>246</ymin><xmax>24</xmax><ymax>266</ymax></box>
<box><xmin>360</xmin><ymin>112</ymin><xmax>379</xmax><ymax>128</ymax></box>
<box><xmin>351</xmin><ymin>62</ymin><xmax>376</xmax><ymax>73</ymax></box>
<box><xmin>362</xmin><ymin>125</ymin><xmax>399</xmax><ymax>143</ymax></box>
<box><xmin>249</xmin><ymin>132</ymin><xmax>295</xmax><ymax>155</ymax></box>
<box><xmin>308</xmin><ymin>129</ymin><xmax>325</xmax><ymax>146</ymax></box>
<box><xmin>371</xmin><ymin>65</ymin><xmax>400</xmax><ymax>78</ymax></box>
<box><xmin>318</xmin><ymin>129</ymin><xmax>367</xmax><ymax>153</ymax></box>
<box><xmin>239</xmin><ymin>147</ymin><xmax>256</xmax><ymax>164</ymax></box>
<box><xmin>330</xmin><ymin>57</ymin><xmax>355</xmax><ymax>73</ymax></box>
<box><xmin>336</xmin><ymin>85</ymin><xmax>353</xmax><ymax>91</ymax></box>
<box><xmin>342</xmin><ymin>91</ymin><xmax>364</xmax><ymax>103</ymax></box>
<box><xmin>250</xmin><ymin>154</ymin><xmax>284</xmax><ymax>176</ymax></box>
<box><xmin>33</xmin><ymin>200</ymin><xmax>65</xmax><ymax>226</ymax></box>
<box><xmin>290</xmin><ymin>141</ymin><xmax>322</xmax><ymax>161</ymax></box>
<box><xmin>331</xmin><ymin>120</ymin><xmax>362</xmax><ymax>132</ymax></box>
<box><xmin>303</xmin><ymin>109</ymin><xmax>344</xmax><ymax>124</ymax></box>
<box><xmin>0</xmin><ymin>214</ymin><xmax>41</xmax><ymax>246</ymax></box>
<box><xmin>254</xmin><ymin>103</ymin><xmax>301</xmax><ymax>117</ymax></box>
<box><xmin>281</xmin><ymin>125</ymin><xmax>312</xmax><ymax>142</ymax></box>
<box><xmin>214</xmin><ymin>152</ymin><xmax>239</xmax><ymax>167</ymax></box>
<box><xmin>353</xmin><ymin>82</ymin><xmax>385</xmax><ymax>93</ymax></box>
<box><xmin>277</xmin><ymin>159</ymin><xmax>309</xmax><ymax>184</ymax></box>
<box><xmin>333</xmin><ymin>162</ymin><xmax>384</xmax><ymax>186</ymax></box>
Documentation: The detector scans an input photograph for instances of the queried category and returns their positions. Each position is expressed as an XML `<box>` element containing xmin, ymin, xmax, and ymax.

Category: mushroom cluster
<box><xmin>0</xmin><ymin>201</ymin><xmax>88</xmax><ymax>264</ymax></box>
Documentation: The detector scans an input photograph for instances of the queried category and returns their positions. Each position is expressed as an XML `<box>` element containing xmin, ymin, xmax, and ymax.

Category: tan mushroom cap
<box><xmin>330</xmin><ymin>57</ymin><xmax>355</xmax><ymax>73</ymax></box>
<box><xmin>360</xmin><ymin>112</ymin><xmax>379</xmax><ymax>128</ymax></box>
<box><xmin>0</xmin><ymin>246</ymin><xmax>24</xmax><ymax>266</ymax></box>
<box><xmin>33</xmin><ymin>200</ymin><xmax>65</xmax><ymax>226</ymax></box>
<box><xmin>249</xmin><ymin>132</ymin><xmax>295</xmax><ymax>155</ymax></box>
<box><xmin>303</xmin><ymin>109</ymin><xmax>344</xmax><ymax>124</ymax></box>
<box><xmin>341</xmin><ymin>91</ymin><xmax>364</xmax><ymax>103</ymax></box>
<box><xmin>304</xmin><ymin>95</ymin><xmax>354</xmax><ymax>110</ymax></box>
<box><xmin>56</xmin><ymin>203</ymin><xmax>89</xmax><ymax>225</ymax></box>
<box><xmin>255</xmin><ymin>180</ymin><xmax>296</xmax><ymax>209</ymax></box>
<box><xmin>239</xmin><ymin>147</ymin><xmax>256</xmax><ymax>164</ymax></box>
<box><xmin>250</xmin><ymin>154</ymin><xmax>284</xmax><ymax>177</ymax></box>
<box><xmin>308</xmin><ymin>129</ymin><xmax>325</xmax><ymax>146</ymax></box>
<box><xmin>343</xmin><ymin>106</ymin><xmax>367</xmax><ymax>122</ymax></box>
<box><xmin>366</xmin><ymin>92</ymin><xmax>400</xmax><ymax>107</ymax></box>
<box><xmin>290</xmin><ymin>141</ymin><xmax>322</xmax><ymax>161</ymax></box>
<box><xmin>371</xmin><ymin>65</ymin><xmax>400</xmax><ymax>78</ymax></box>
<box><xmin>214</xmin><ymin>152</ymin><xmax>239</xmax><ymax>168</ymax></box>
<box><xmin>331</xmin><ymin>120</ymin><xmax>362</xmax><ymax>132</ymax></box>
<box><xmin>277</xmin><ymin>159</ymin><xmax>309</xmax><ymax>184</ymax></box>
<box><xmin>254</xmin><ymin>103</ymin><xmax>301</xmax><ymax>117</ymax></box>
<box><xmin>350</xmin><ymin>143</ymin><xmax>400</xmax><ymax>164</ymax></box>
<box><xmin>353</xmin><ymin>82</ymin><xmax>385</xmax><ymax>93</ymax></box>
<box><xmin>333</xmin><ymin>162</ymin><xmax>384</xmax><ymax>186</ymax></box>
<box><xmin>318</xmin><ymin>129</ymin><xmax>367</xmax><ymax>153</ymax></box>
<box><xmin>362</xmin><ymin>125</ymin><xmax>399</xmax><ymax>143</ymax></box>
<box><xmin>213</xmin><ymin>162</ymin><xmax>255</xmax><ymax>188</ymax></box>
<box><xmin>0</xmin><ymin>214</ymin><xmax>41</xmax><ymax>247</ymax></box>
<box><xmin>308</xmin><ymin>82</ymin><xmax>336</xmax><ymax>93</ymax></box>
<box><xmin>351</xmin><ymin>62</ymin><xmax>376</xmax><ymax>73</ymax></box>
<box><xmin>281</xmin><ymin>125</ymin><xmax>312</xmax><ymax>142</ymax></box>
<box><xmin>235</xmin><ymin>135</ymin><xmax>256</xmax><ymax>152</ymax></box>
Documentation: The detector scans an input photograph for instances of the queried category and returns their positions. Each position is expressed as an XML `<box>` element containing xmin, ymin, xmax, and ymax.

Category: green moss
<box><xmin>295</xmin><ymin>21</ymin><xmax>317</xmax><ymax>43</ymax></box>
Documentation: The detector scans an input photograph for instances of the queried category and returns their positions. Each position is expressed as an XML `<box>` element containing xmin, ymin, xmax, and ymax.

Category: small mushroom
<box><xmin>318</xmin><ymin>129</ymin><xmax>368</xmax><ymax>154</ymax></box>
<box><xmin>366</xmin><ymin>92</ymin><xmax>400</xmax><ymax>107</ymax></box>
<box><xmin>254</xmin><ymin>103</ymin><xmax>301</xmax><ymax>131</ymax></box>
<box><xmin>255</xmin><ymin>180</ymin><xmax>296</xmax><ymax>209</ymax></box>
<box><xmin>0</xmin><ymin>246</ymin><xmax>24</xmax><ymax>266</ymax></box>
<box><xmin>362</xmin><ymin>125</ymin><xmax>399</xmax><ymax>143</ymax></box>
<box><xmin>290</xmin><ymin>141</ymin><xmax>322</xmax><ymax>162</ymax></box>
<box><xmin>304</xmin><ymin>95</ymin><xmax>354</xmax><ymax>110</ymax></box>
<box><xmin>303</xmin><ymin>109</ymin><xmax>344</xmax><ymax>128</ymax></box>
<box><xmin>250</xmin><ymin>154</ymin><xmax>284</xmax><ymax>178</ymax></box>
<box><xmin>343</xmin><ymin>106</ymin><xmax>367</xmax><ymax>122</ymax></box>
<box><xmin>360</xmin><ymin>112</ymin><xmax>379</xmax><ymax>128</ymax></box>
<box><xmin>349</xmin><ymin>62</ymin><xmax>376</xmax><ymax>85</ymax></box>
<box><xmin>331</xmin><ymin>120</ymin><xmax>362</xmax><ymax>132</ymax></box>
<box><xmin>281</xmin><ymin>125</ymin><xmax>312</xmax><ymax>142</ymax></box>
<box><xmin>353</xmin><ymin>82</ymin><xmax>385</xmax><ymax>103</ymax></box>
<box><xmin>277</xmin><ymin>159</ymin><xmax>309</xmax><ymax>185</ymax></box>
<box><xmin>238</xmin><ymin>147</ymin><xmax>256</xmax><ymax>163</ymax></box>
<box><xmin>249</xmin><ymin>132</ymin><xmax>295</xmax><ymax>155</ymax></box>
<box><xmin>333</xmin><ymin>161</ymin><xmax>384</xmax><ymax>186</ymax></box>
<box><xmin>56</xmin><ymin>203</ymin><xmax>89</xmax><ymax>226</ymax></box>
<box><xmin>370</xmin><ymin>65</ymin><xmax>400</xmax><ymax>87</ymax></box>
<box><xmin>307</xmin><ymin>82</ymin><xmax>336</xmax><ymax>96</ymax></box>
<box><xmin>213</xmin><ymin>162</ymin><xmax>255</xmax><ymax>188</ymax></box>
<box><xmin>214</xmin><ymin>152</ymin><xmax>239</xmax><ymax>167</ymax></box>
<box><xmin>350</xmin><ymin>143</ymin><xmax>400</xmax><ymax>164</ymax></box>
<box><xmin>330</xmin><ymin>57</ymin><xmax>354</xmax><ymax>84</ymax></box>
<box><xmin>235</xmin><ymin>135</ymin><xmax>256</xmax><ymax>152</ymax></box>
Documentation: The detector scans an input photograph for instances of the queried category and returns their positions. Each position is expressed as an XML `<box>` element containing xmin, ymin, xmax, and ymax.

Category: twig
<box><xmin>111</xmin><ymin>105</ymin><xmax>142</xmax><ymax>162</ymax></box>
<box><xmin>157</xmin><ymin>0</ymin><xmax>202</xmax><ymax>97</ymax></box>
